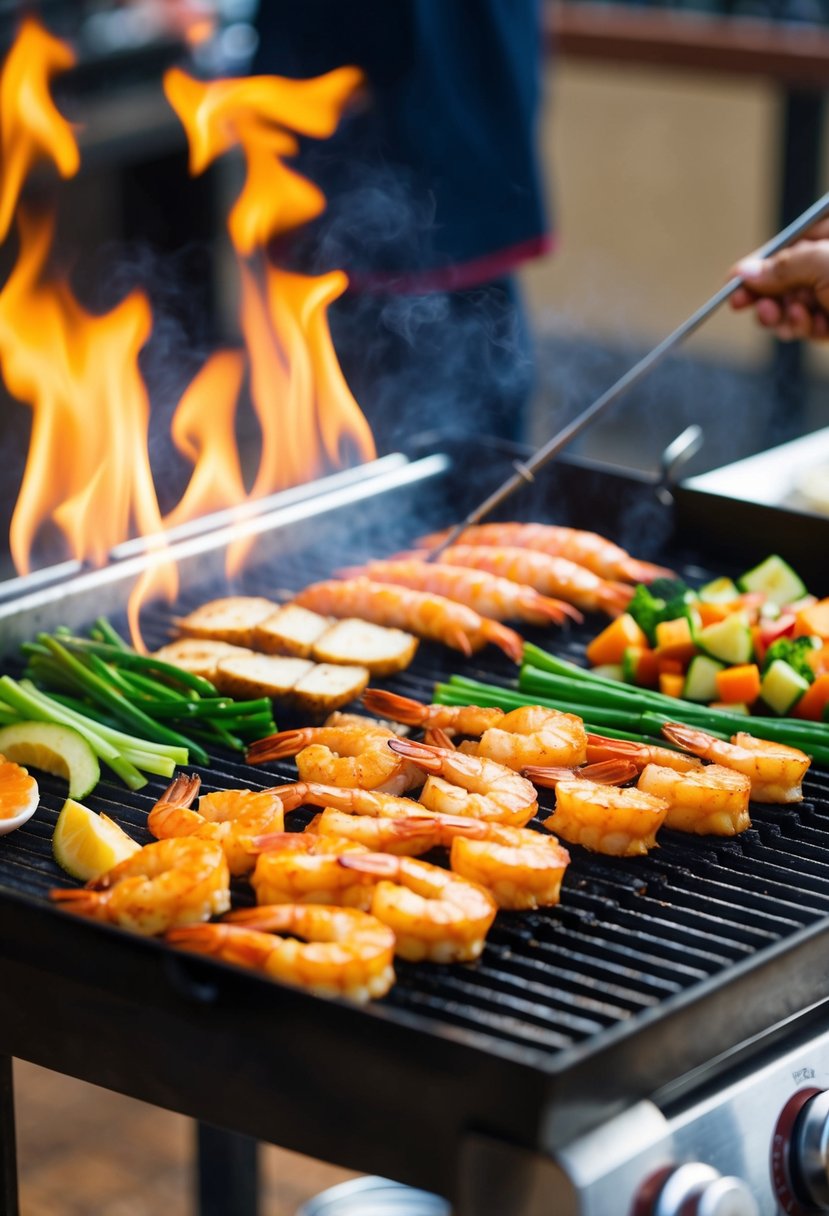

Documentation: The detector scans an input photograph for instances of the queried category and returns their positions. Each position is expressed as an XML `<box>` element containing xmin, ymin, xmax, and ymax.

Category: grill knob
<box><xmin>791</xmin><ymin>1089</ymin><xmax>829</xmax><ymax>1209</ymax></box>
<box><xmin>651</xmin><ymin>1163</ymin><xmax>759</xmax><ymax>1216</ymax></box>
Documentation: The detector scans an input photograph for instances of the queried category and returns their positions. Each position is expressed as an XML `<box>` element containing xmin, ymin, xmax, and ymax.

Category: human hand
<box><xmin>729</xmin><ymin>220</ymin><xmax>829</xmax><ymax>340</ymax></box>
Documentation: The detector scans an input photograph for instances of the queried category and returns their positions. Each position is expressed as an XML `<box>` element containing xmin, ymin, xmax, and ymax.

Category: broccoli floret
<box><xmin>763</xmin><ymin>636</ymin><xmax>819</xmax><ymax>682</ymax></box>
<box><xmin>628</xmin><ymin>580</ymin><xmax>696</xmax><ymax>644</ymax></box>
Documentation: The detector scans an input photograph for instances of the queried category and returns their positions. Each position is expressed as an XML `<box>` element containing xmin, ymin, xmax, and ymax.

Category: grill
<box><xmin>2</xmin><ymin>433</ymin><xmax>829</xmax><ymax>1215</ymax></box>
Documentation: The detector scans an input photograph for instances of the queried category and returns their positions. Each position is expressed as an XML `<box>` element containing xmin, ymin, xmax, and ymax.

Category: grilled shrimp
<box><xmin>338</xmin><ymin>852</ymin><xmax>498</xmax><ymax>962</ymax></box>
<box><xmin>293</xmin><ymin>577</ymin><xmax>523</xmax><ymax>662</ymax></box>
<box><xmin>637</xmin><ymin>763</ymin><xmax>751</xmax><ymax>836</ymax></box>
<box><xmin>548</xmin><ymin>779</ymin><xmax>669</xmax><ymax>856</ymax></box>
<box><xmin>50</xmin><ymin>837</ymin><xmax>230</xmax><ymax>935</ymax></box>
<box><xmin>146</xmin><ymin>773</ymin><xmax>295</xmax><ymax>876</ymax></box>
<box><xmin>245</xmin><ymin>724</ymin><xmax>420</xmax><ymax>795</ymax></box>
<box><xmin>419</xmin><ymin>523</ymin><xmax>673</xmax><ymax>584</ymax></box>
<box><xmin>585</xmin><ymin>733</ymin><xmax>704</xmax><ymax>773</ymax></box>
<box><xmin>362</xmin><ymin>689</ymin><xmax>505</xmax><ymax>736</ymax></box>
<box><xmin>310</xmin><ymin>807</ymin><xmax>479</xmax><ymax>856</ymax></box>
<box><xmin>441</xmin><ymin>820</ymin><xmax>570</xmax><ymax>910</ymax></box>
<box><xmin>426</xmin><ymin>545</ymin><xmax>634</xmax><ymax>617</ymax></box>
<box><xmin>170</xmin><ymin>905</ymin><xmax>396</xmax><ymax>1003</ymax></box>
<box><xmin>463</xmin><ymin>704</ymin><xmax>588</xmax><ymax>770</ymax></box>
<box><xmin>340</xmin><ymin>558</ymin><xmax>582</xmax><ymax>626</ymax></box>
<box><xmin>389</xmin><ymin>737</ymin><xmax>539</xmax><ymax>828</ymax></box>
<box><xmin>525</xmin><ymin>759</ymin><xmax>640</xmax><ymax>788</ymax></box>
<box><xmin>661</xmin><ymin>723</ymin><xmax>811</xmax><ymax>804</ymax></box>
<box><xmin>248</xmin><ymin>831</ymin><xmax>378</xmax><ymax>907</ymax></box>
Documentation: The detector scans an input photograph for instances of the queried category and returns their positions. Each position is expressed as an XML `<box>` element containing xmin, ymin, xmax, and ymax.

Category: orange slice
<box><xmin>0</xmin><ymin>757</ymin><xmax>40</xmax><ymax>835</ymax></box>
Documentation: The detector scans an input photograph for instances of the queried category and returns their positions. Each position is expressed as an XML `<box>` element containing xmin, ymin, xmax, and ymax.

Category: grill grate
<box><xmin>3</xmin><ymin>523</ymin><xmax>829</xmax><ymax>1066</ymax></box>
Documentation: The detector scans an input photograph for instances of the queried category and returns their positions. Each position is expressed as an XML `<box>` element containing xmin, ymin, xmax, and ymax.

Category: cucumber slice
<box><xmin>590</xmin><ymin>663</ymin><xmax>625</xmax><ymax>682</ymax></box>
<box><xmin>698</xmin><ymin>576</ymin><xmax>739</xmax><ymax>604</ymax></box>
<box><xmin>695</xmin><ymin>613</ymin><xmax>753</xmax><ymax>665</ymax></box>
<box><xmin>682</xmin><ymin>654</ymin><xmax>725</xmax><ymax>702</ymax></box>
<box><xmin>759</xmin><ymin>658</ymin><xmax>810</xmax><ymax>715</ymax></box>
<box><xmin>737</xmin><ymin>554</ymin><xmax>808</xmax><ymax>607</ymax></box>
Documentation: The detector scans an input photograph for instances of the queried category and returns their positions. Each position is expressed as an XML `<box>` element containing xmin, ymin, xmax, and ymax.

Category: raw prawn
<box><xmin>362</xmin><ymin>689</ymin><xmax>505</xmax><ymax>736</ymax></box>
<box><xmin>545</xmin><ymin>778</ymin><xmax>670</xmax><ymax>856</ymax></box>
<box><xmin>169</xmin><ymin>905</ymin><xmax>396</xmax><ymax>1003</ymax></box>
<box><xmin>339</xmin><ymin>558</ymin><xmax>582</xmax><ymax>626</ymax></box>
<box><xmin>463</xmin><ymin>704</ymin><xmax>588</xmax><ymax>770</ymax></box>
<box><xmin>388</xmin><ymin>737</ymin><xmax>539</xmax><ymax>827</ymax></box>
<box><xmin>338</xmin><ymin>852</ymin><xmax>498</xmax><ymax>962</ymax></box>
<box><xmin>146</xmin><ymin>773</ymin><xmax>295</xmax><ymax>876</ymax></box>
<box><xmin>585</xmin><ymin>733</ymin><xmax>703</xmax><ymax>773</ymax></box>
<box><xmin>245</xmin><ymin>723</ymin><xmax>420</xmax><ymax>795</ymax></box>
<box><xmin>50</xmin><ymin>837</ymin><xmax>230</xmax><ymax>935</ymax></box>
<box><xmin>293</xmin><ymin>577</ymin><xmax>524</xmax><ymax>662</ymax></box>
<box><xmin>418</xmin><ymin>523</ymin><xmax>674</xmax><ymax>584</ymax></box>
<box><xmin>661</xmin><ymin>723</ymin><xmax>811</xmax><ymax>804</ymax></box>
<box><xmin>637</xmin><ymin>763</ymin><xmax>751</xmax><ymax>836</ymax></box>
<box><xmin>423</xmin><ymin>544</ymin><xmax>634</xmax><ymax>617</ymax></box>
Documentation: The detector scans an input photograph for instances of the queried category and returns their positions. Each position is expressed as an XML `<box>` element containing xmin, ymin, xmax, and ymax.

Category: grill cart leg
<box><xmin>195</xmin><ymin>1121</ymin><xmax>259</xmax><ymax>1216</ymax></box>
<box><xmin>0</xmin><ymin>1056</ymin><xmax>18</xmax><ymax>1216</ymax></box>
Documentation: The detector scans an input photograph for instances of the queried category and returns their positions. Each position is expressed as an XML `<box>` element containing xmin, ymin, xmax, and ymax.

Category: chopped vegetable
<box><xmin>794</xmin><ymin>597</ymin><xmax>829</xmax><ymax>642</ymax></box>
<box><xmin>713</xmin><ymin>664</ymin><xmax>761</xmax><ymax>706</ymax></box>
<box><xmin>654</xmin><ymin>616</ymin><xmax>697</xmax><ymax>665</ymax></box>
<box><xmin>695</xmin><ymin>613</ymin><xmax>753</xmax><ymax>665</ymax></box>
<box><xmin>585</xmin><ymin>613</ymin><xmax>649</xmax><ymax>666</ymax></box>
<box><xmin>0</xmin><ymin>721</ymin><xmax>100</xmax><ymax>800</ymax></box>
<box><xmin>791</xmin><ymin>673</ymin><xmax>829</xmax><ymax>722</ymax></box>
<box><xmin>659</xmin><ymin>672</ymin><xmax>685</xmax><ymax>698</ymax></box>
<box><xmin>627</xmin><ymin>579</ymin><xmax>695</xmax><ymax>644</ymax></box>
<box><xmin>737</xmin><ymin>554</ymin><xmax>809</xmax><ymax>606</ymax></box>
<box><xmin>683</xmin><ymin>655</ymin><xmax>725</xmax><ymax>703</ymax></box>
<box><xmin>763</xmin><ymin>636</ymin><xmax>820</xmax><ymax>682</ymax></box>
<box><xmin>760</xmin><ymin>659</ymin><xmax>811</xmax><ymax>715</ymax></box>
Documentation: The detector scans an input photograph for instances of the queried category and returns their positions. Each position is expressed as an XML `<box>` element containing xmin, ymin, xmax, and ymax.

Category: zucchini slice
<box><xmin>737</xmin><ymin>554</ymin><xmax>808</xmax><ymax>607</ymax></box>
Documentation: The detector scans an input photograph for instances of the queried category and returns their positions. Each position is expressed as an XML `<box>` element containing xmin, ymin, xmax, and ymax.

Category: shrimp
<box><xmin>169</xmin><ymin>905</ymin><xmax>396</xmax><ymax>1003</ymax></box>
<box><xmin>661</xmin><ymin>723</ymin><xmax>811</xmax><ymax>804</ymax></box>
<box><xmin>388</xmin><ymin>737</ymin><xmax>539</xmax><ymax>827</ymax></box>
<box><xmin>339</xmin><ymin>558</ymin><xmax>582</xmax><ymax>627</ymax></box>
<box><xmin>637</xmin><ymin>763</ymin><xmax>751</xmax><ymax>836</ymax></box>
<box><xmin>245</xmin><ymin>724</ymin><xmax>421</xmax><ymax>795</ymax></box>
<box><xmin>310</xmin><ymin>807</ymin><xmax>479</xmax><ymax>856</ymax></box>
<box><xmin>418</xmin><ymin>523</ymin><xmax>674</xmax><ymax>584</ymax></box>
<box><xmin>248</xmin><ymin>831</ymin><xmax>376</xmax><ymax>908</ymax></box>
<box><xmin>585</xmin><ymin>733</ymin><xmax>704</xmax><ymax>774</ymax></box>
<box><xmin>425</xmin><ymin>545</ymin><xmax>634</xmax><ymax>617</ymax></box>
<box><xmin>547</xmin><ymin>779</ymin><xmax>670</xmax><ymax>856</ymax></box>
<box><xmin>50</xmin><ymin>837</ymin><xmax>230</xmax><ymax>935</ymax></box>
<box><xmin>463</xmin><ymin>705</ymin><xmax>588</xmax><ymax>770</ymax></box>
<box><xmin>338</xmin><ymin>853</ymin><xmax>498</xmax><ymax>962</ymax></box>
<box><xmin>449</xmin><ymin>822</ymin><xmax>571</xmax><ymax>910</ymax></box>
<box><xmin>362</xmin><ymin>689</ymin><xmax>505</xmax><ymax>737</ymax></box>
<box><xmin>293</xmin><ymin>577</ymin><xmax>524</xmax><ymax>662</ymax></box>
<box><xmin>525</xmin><ymin>759</ymin><xmax>640</xmax><ymax>788</ymax></box>
<box><xmin>146</xmin><ymin>773</ymin><xmax>294</xmax><ymax>876</ymax></box>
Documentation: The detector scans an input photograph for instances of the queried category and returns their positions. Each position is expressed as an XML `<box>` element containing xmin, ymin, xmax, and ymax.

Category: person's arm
<box><xmin>729</xmin><ymin>220</ymin><xmax>829</xmax><ymax>340</ymax></box>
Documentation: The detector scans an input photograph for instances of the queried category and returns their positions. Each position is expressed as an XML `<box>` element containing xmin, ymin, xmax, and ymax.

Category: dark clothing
<box><xmin>253</xmin><ymin>0</ymin><xmax>549</xmax><ymax>448</ymax></box>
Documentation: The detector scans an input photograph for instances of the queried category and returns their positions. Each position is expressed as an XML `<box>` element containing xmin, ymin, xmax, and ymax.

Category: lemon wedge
<box><xmin>0</xmin><ymin>721</ymin><xmax>100</xmax><ymax>799</ymax></box>
<box><xmin>52</xmin><ymin>797</ymin><xmax>140</xmax><ymax>881</ymax></box>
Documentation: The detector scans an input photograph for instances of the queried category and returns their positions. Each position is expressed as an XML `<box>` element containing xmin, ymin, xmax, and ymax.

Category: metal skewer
<box><xmin>425</xmin><ymin>189</ymin><xmax>829</xmax><ymax>561</ymax></box>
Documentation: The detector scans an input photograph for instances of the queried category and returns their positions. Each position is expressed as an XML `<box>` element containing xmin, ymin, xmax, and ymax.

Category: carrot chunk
<box><xmin>654</xmin><ymin>616</ymin><xmax>697</xmax><ymax>666</ymax></box>
<box><xmin>794</xmin><ymin>598</ymin><xmax>829</xmax><ymax>641</ymax></box>
<box><xmin>586</xmin><ymin>613</ymin><xmax>649</xmax><ymax>667</ymax></box>
<box><xmin>658</xmin><ymin>672</ymin><xmax>685</xmax><ymax>698</ymax></box>
<box><xmin>714</xmin><ymin>663</ymin><xmax>761</xmax><ymax>705</ymax></box>
<box><xmin>791</xmin><ymin>672</ymin><xmax>829</xmax><ymax>721</ymax></box>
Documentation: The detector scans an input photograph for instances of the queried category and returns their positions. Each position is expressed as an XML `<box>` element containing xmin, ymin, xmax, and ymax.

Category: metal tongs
<box><xmin>425</xmin><ymin>189</ymin><xmax>829</xmax><ymax>560</ymax></box>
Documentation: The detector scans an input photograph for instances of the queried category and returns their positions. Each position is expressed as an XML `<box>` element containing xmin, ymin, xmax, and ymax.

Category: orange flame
<box><xmin>0</xmin><ymin>19</ymin><xmax>79</xmax><ymax>242</ymax></box>
<box><xmin>0</xmin><ymin>22</ymin><xmax>376</xmax><ymax>648</ymax></box>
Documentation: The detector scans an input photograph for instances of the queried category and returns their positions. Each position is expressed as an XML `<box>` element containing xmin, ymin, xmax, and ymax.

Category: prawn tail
<box><xmin>156</xmin><ymin>772</ymin><xmax>201</xmax><ymax>809</ymax></box>
<box><xmin>362</xmin><ymin>689</ymin><xmax>429</xmax><ymax>726</ymax></box>
<box><xmin>338</xmin><ymin>852</ymin><xmax>400</xmax><ymax>878</ymax></box>
<box><xmin>225</xmin><ymin>904</ymin><xmax>297</xmax><ymax>934</ymax></box>
<box><xmin>596</xmin><ymin>580</ymin><xmax>636</xmax><ymax>618</ymax></box>
<box><xmin>423</xmin><ymin>726</ymin><xmax>456</xmax><ymax>750</ymax></box>
<box><xmin>481</xmin><ymin>619</ymin><xmax>524</xmax><ymax>663</ymax></box>
<box><xmin>49</xmin><ymin>887</ymin><xmax>105</xmax><ymax>917</ymax></box>
<box><xmin>387</xmin><ymin>736</ymin><xmax>444</xmax><ymax>774</ymax></box>
<box><xmin>580</xmin><ymin>759</ymin><xmax>640</xmax><ymax>785</ymax></box>
<box><xmin>530</xmin><ymin>594</ymin><xmax>584</xmax><ymax>626</ymax></box>
<box><xmin>246</xmin><ymin>830</ymin><xmax>304</xmax><ymax>855</ymax></box>
<box><xmin>660</xmin><ymin>722</ymin><xmax>712</xmax><ymax>754</ymax></box>
<box><xmin>264</xmin><ymin>783</ymin><xmax>311</xmax><ymax>812</ymax></box>
<box><xmin>246</xmin><ymin>730</ymin><xmax>309</xmax><ymax>764</ymax></box>
<box><xmin>617</xmin><ymin>557</ymin><xmax>676</xmax><ymax>584</ymax></box>
<box><xmin>167</xmin><ymin>923</ymin><xmax>237</xmax><ymax>958</ymax></box>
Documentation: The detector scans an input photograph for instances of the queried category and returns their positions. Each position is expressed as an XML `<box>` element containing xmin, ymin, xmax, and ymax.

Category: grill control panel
<box><xmin>521</xmin><ymin>1016</ymin><xmax>829</xmax><ymax>1216</ymax></box>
